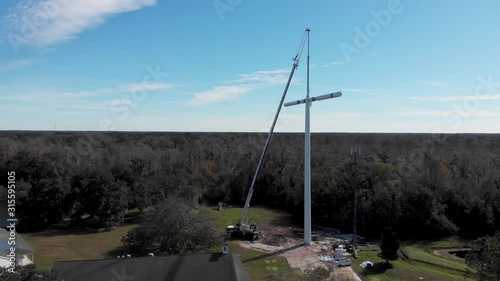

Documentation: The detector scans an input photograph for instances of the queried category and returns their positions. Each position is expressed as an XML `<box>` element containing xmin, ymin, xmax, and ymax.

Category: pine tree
<box><xmin>379</xmin><ymin>227</ymin><xmax>400</xmax><ymax>265</ymax></box>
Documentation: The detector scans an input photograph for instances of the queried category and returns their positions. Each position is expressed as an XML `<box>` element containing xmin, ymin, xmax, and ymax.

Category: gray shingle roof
<box><xmin>53</xmin><ymin>253</ymin><xmax>251</xmax><ymax>281</ymax></box>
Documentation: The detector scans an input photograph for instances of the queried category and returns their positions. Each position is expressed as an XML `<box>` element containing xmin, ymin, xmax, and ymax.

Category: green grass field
<box><xmin>208</xmin><ymin>206</ymin><xmax>293</xmax><ymax>232</ymax></box>
<box><xmin>401</xmin><ymin>245</ymin><xmax>470</xmax><ymax>272</ymax></box>
<box><xmin>417</xmin><ymin>239</ymin><xmax>472</xmax><ymax>249</ymax></box>
<box><xmin>23</xmin><ymin>210</ymin><xmax>143</xmax><ymax>271</ymax></box>
<box><xmin>399</xmin><ymin>238</ymin><xmax>474</xmax><ymax>273</ymax></box>
<box><xmin>24</xmin><ymin>223</ymin><xmax>137</xmax><ymax>271</ymax></box>
<box><xmin>352</xmin><ymin>249</ymin><xmax>474</xmax><ymax>281</ymax></box>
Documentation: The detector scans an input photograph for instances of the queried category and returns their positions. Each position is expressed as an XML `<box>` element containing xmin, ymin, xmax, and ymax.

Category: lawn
<box><xmin>352</xmin><ymin>249</ymin><xmax>475</xmax><ymax>281</ymax></box>
<box><xmin>400</xmin><ymin>238</ymin><xmax>474</xmax><ymax>273</ymax></box>
<box><xmin>23</xmin><ymin>223</ymin><xmax>137</xmax><ymax>271</ymax></box>
<box><xmin>208</xmin><ymin>206</ymin><xmax>294</xmax><ymax>233</ymax></box>
<box><xmin>418</xmin><ymin>238</ymin><xmax>472</xmax><ymax>249</ymax></box>
<box><xmin>23</xmin><ymin>210</ymin><xmax>142</xmax><ymax>271</ymax></box>
<box><xmin>401</xmin><ymin>245</ymin><xmax>470</xmax><ymax>272</ymax></box>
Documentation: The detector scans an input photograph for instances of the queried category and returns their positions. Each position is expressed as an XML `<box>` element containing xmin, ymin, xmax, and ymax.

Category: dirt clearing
<box><xmin>234</xmin><ymin>226</ymin><xmax>361</xmax><ymax>281</ymax></box>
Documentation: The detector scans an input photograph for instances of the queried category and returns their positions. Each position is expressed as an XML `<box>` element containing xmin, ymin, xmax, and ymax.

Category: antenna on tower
<box><xmin>351</xmin><ymin>146</ymin><xmax>361</xmax><ymax>255</ymax></box>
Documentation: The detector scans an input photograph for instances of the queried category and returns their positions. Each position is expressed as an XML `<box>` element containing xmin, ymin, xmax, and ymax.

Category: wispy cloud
<box><xmin>100</xmin><ymin>99</ymin><xmax>135</xmax><ymax>106</ymax></box>
<box><xmin>390</xmin><ymin>110</ymin><xmax>445</xmax><ymax>117</ymax></box>
<box><xmin>5</xmin><ymin>0</ymin><xmax>157</xmax><ymax>46</ymax></box>
<box><xmin>316</xmin><ymin>61</ymin><xmax>344</xmax><ymax>68</ymax></box>
<box><xmin>0</xmin><ymin>81</ymin><xmax>179</xmax><ymax>111</ymax></box>
<box><xmin>0</xmin><ymin>103</ymin><xmax>36</xmax><ymax>111</ymax></box>
<box><xmin>53</xmin><ymin>82</ymin><xmax>175</xmax><ymax>99</ymax></box>
<box><xmin>123</xmin><ymin>82</ymin><xmax>175</xmax><ymax>92</ymax></box>
<box><xmin>422</xmin><ymin>80</ymin><xmax>452</xmax><ymax>87</ymax></box>
<box><xmin>190</xmin><ymin>67</ymin><xmax>291</xmax><ymax>105</ymax></box>
<box><xmin>471</xmin><ymin>111</ymin><xmax>500</xmax><ymax>118</ymax></box>
<box><xmin>190</xmin><ymin>85</ymin><xmax>249</xmax><ymax>105</ymax></box>
<box><xmin>411</xmin><ymin>94</ymin><xmax>500</xmax><ymax>102</ymax></box>
<box><xmin>391</xmin><ymin>110</ymin><xmax>500</xmax><ymax>118</ymax></box>
<box><xmin>283</xmin><ymin>111</ymin><xmax>369</xmax><ymax>121</ymax></box>
<box><xmin>60</xmin><ymin>88</ymin><xmax>113</xmax><ymax>98</ymax></box>
<box><xmin>228</xmin><ymin>68</ymin><xmax>290</xmax><ymax>84</ymax></box>
<box><xmin>344</xmin><ymin>88</ymin><xmax>396</xmax><ymax>97</ymax></box>
<box><xmin>0</xmin><ymin>59</ymin><xmax>33</xmax><ymax>71</ymax></box>
<box><xmin>314</xmin><ymin>112</ymin><xmax>369</xmax><ymax>119</ymax></box>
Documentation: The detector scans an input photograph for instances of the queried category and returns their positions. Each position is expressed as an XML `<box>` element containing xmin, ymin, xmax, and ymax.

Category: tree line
<box><xmin>0</xmin><ymin>131</ymin><xmax>499</xmax><ymax>240</ymax></box>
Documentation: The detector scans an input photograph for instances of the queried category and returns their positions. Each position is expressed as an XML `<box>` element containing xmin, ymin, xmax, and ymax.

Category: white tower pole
<box><xmin>284</xmin><ymin>29</ymin><xmax>342</xmax><ymax>247</ymax></box>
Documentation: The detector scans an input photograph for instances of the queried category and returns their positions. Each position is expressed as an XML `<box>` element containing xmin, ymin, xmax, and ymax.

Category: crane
<box><xmin>226</xmin><ymin>28</ymin><xmax>310</xmax><ymax>240</ymax></box>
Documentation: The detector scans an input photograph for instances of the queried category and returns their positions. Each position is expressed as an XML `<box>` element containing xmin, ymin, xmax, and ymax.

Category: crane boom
<box><xmin>239</xmin><ymin>28</ymin><xmax>310</xmax><ymax>225</ymax></box>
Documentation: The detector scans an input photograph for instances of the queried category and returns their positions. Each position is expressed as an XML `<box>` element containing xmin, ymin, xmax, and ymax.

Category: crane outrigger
<box><xmin>226</xmin><ymin>29</ymin><xmax>310</xmax><ymax>240</ymax></box>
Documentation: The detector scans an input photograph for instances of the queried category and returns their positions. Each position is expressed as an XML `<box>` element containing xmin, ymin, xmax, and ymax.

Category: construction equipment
<box><xmin>226</xmin><ymin>29</ymin><xmax>310</xmax><ymax>240</ymax></box>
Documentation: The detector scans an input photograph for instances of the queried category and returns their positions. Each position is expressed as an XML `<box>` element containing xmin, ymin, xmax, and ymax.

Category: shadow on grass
<box><xmin>241</xmin><ymin>244</ymin><xmax>302</xmax><ymax>264</ymax></box>
<box><xmin>23</xmin><ymin>212</ymin><xmax>143</xmax><ymax>237</ymax></box>
<box><xmin>25</xmin><ymin>228</ymin><xmax>105</xmax><ymax>237</ymax></box>
<box><xmin>358</xmin><ymin>262</ymin><xmax>393</xmax><ymax>277</ymax></box>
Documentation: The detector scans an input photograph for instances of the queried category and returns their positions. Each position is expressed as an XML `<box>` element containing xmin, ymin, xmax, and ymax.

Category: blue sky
<box><xmin>1</xmin><ymin>0</ymin><xmax>499</xmax><ymax>132</ymax></box>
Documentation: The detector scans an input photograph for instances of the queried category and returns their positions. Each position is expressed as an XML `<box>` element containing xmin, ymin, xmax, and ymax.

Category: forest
<box><xmin>0</xmin><ymin>131</ymin><xmax>499</xmax><ymax>241</ymax></box>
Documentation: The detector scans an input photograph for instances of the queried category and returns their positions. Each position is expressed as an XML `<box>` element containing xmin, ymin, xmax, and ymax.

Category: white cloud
<box><xmin>100</xmin><ymin>99</ymin><xmax>135</xmax><ymax>106</ymax></box>
<box><xmin>5</xmin><ymin>0</ymin><xmax>157</xmax><ymax>46</ymax></box>
<box><xmin>390</xmin><ymin>110</ymin><xmax>500</xmax><ymax>119</ymax></box>
<box><xmin>316</xmin><ymin>61</ymin><xmax>344</xmax><ymax>68</ymax></box>
<box><xmin>468</xmin><ymin>110</ymin><xmax>500</xmax><ymax>118</ymax></box>
<box><xmin>390</xmin><ymin>110</ymin><xmax>445</xmax><ymax>117</ymax></box>
<box><xmin>123</xmin><ymin>82</ymin><xmax>175</xmax><ymax>92</ymax></box>
<box><xmin>0</xmin><ymin>80</ymin><xmax>178</xmax><ymax>112</ymax></box>
<box><xmin>412</xmin><ymin>94</ymin><xmax>500</xmax><ymax>102</ymax></box>
<box><xmin>422</xmin><ymin>80</ymin><xmax>451</xmax><ymax>87</ymax></box>
<box><xmin>344</xmin><ymin>88</ymin><xmax>396</xmax><ymax>97</ymax></box>
<box><xmin>190</xmin><ymin>85</ymin><xmax>249</xmax><ymax>105</ymax></box>
<box><xmin>61</xmin><ymin>88</ymin><xmax>113</xmax><ymax>98</ymax></box>
<box><xmin>228</xmin><ymin>68</ymin><xmax>290</xmax><ymax>84</ymax></box>
<box><xmin>319</xmin><ymin>112</ymin><xmax>369</xmax><ymax>119</ymax></box>
<box><xmin>190</xmin><ymin>67</ymin><xmax>293</xmax><ymax>105</ymax></box>
<box><xmin>283</xmin><ymin>112</ymin><xmax>369</xmax><ymax>120</ymax></box>
<box><xmin>0</xmin><ymin>59</ymin><xmax>33</xmax><ymax>71</ymax></box>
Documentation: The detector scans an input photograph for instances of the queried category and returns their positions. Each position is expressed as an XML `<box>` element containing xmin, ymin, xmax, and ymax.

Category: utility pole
<box><xmin>351</xmin><ymin>146</ymin><xmax>361</xmax><ymax>250</ymax></box>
